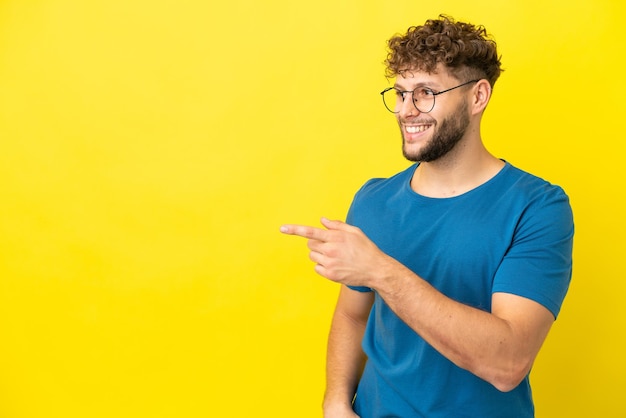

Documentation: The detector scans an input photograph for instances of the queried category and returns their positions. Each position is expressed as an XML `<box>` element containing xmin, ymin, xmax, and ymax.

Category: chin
<box><xmin>402</xmin><ymin>143</ymin><xmax>424</xmax><ymax>162</ymax></box>
<box><xmin>402</xmin><ymin>150</ymin><xmax>421</xmax><ymax>162</ymax></box>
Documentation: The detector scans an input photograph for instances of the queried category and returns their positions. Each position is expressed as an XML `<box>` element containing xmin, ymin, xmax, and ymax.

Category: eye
<box><xmin>415</xmin><ymin>87</ymin><xmax>435</xmax><ymax>98</ymax></box>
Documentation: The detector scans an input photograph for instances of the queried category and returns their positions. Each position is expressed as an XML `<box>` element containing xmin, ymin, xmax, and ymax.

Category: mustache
<box><xmin>399</xmin><ymin>117</ymin><xmax>436</xmax><ymax>125</ymax></box>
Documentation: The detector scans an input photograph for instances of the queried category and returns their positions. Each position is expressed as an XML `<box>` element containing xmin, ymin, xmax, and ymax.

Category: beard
<box><xmin>401</xmin><ymin>99</ymin><xmax>470</xmax><ymax>162</ymax></box>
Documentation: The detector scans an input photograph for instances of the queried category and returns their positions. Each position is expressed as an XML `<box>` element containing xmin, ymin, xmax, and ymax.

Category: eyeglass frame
<box><xmin>380</xmin><ymin>79</ymin><xmax>480</xmax><ymax>114</ymax></box>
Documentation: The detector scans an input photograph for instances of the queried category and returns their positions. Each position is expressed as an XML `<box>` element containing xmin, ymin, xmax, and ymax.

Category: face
<box><xmin>395</xmin><ymin>71</ymin><xmax>471</xmax><ymax>163</ymax></box>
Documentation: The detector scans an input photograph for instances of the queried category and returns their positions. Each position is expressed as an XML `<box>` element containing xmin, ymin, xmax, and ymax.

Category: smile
<box><xmin>405</xmin><ymin>124</ymin><xmax>431</xmax><ymax>133</ymax></box>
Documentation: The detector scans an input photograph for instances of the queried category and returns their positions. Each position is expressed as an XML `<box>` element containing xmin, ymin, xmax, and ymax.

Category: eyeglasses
<box><xmin>380</xmin><ymin>79</ymin><xmax>479</xmax><ymax>114</ymax></box>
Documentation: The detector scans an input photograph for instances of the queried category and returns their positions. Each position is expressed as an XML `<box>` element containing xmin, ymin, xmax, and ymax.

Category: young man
<box><xmin>280</xmin><ymin>15</ymin><xmax>573</xmax><ymax>418</ymax></box>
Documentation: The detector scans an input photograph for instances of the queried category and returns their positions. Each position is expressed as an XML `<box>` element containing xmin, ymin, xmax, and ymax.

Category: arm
<box><xmin>281</xmin><ymin>218</ymin><xmax>555</xmax><ymax>392</ymax></box>
<box><xmin>373</xmin><ymin>262</ymin><xmax>554</xmax><ymax>392</ymax></box>
<box><xmin>323</xmin><ymin>286</ymin><xmax>374</xmax><ymax>417</ymax></box>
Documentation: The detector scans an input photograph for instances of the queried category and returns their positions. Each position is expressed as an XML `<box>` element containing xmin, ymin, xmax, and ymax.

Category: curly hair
<box><xmin>385</xmin><ymin>15</ymin><xmax>503</xmax><ymax>87</ymax></box>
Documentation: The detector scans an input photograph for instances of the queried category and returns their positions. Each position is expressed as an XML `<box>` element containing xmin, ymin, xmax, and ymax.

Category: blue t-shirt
<box><xmin>347</xmin><ymin>162</ymin><xmax>574</xmax><ymax>418</ymax></box>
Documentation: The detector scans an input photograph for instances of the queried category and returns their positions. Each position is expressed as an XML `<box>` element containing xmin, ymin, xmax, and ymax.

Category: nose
<box><xmin>398</xmin><ymin>93</ymin><xmax>420</xmax><ymax>118</ymax></box>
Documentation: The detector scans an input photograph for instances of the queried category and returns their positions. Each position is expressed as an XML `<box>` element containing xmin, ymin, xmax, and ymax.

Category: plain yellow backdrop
<box><xmin>0</xmin><ymin>0</ymin><xmax>624</xmax><ymax>417</ymax></box>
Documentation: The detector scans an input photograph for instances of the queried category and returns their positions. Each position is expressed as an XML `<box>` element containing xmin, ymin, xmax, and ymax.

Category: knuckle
<box><xmin>324</xmin><ymin>245</ymin><xmax>339</xmax><ymax>258</ymax></box>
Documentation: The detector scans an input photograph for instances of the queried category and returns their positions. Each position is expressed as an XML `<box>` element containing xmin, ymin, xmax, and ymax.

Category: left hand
<box><xmin>280</xmin><ymin>217</ymin><xmax>391</xmax><ymax>287</ymax></box>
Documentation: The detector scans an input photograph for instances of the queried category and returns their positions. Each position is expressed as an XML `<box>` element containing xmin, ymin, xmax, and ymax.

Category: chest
<box><xmin>353</xmin><ymin>197</ymin><xmax>521</xmax><ymax>306</ymax></box>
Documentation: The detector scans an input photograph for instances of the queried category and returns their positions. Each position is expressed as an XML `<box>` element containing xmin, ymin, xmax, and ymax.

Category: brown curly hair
<box><xmin>385</xmin><ymin>15</ymin><xmax>503</xmax><ymax>87</ymax></box>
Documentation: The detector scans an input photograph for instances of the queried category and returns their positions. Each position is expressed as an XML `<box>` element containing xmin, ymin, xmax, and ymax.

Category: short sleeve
<box><xmin>492</xmin><ymin>185</ymin><xmax>574</xmax><ymax>318</ymax></box>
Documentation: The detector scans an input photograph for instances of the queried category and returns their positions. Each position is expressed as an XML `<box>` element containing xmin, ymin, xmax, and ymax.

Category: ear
<box><xmin>470</xmin><ymin>79</ymin><xmax>492</xmax><ymax>115</ymax></box>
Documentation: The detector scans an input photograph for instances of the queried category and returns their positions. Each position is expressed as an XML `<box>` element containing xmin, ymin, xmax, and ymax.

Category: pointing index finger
<box><xmin>280</xmin><ymin>224</ymin><xmax>326</xmax><ymax>240</ymax></box>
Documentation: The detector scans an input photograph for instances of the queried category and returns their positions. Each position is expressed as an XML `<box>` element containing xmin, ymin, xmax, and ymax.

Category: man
<box><xmin>280</xmin><ymin>15</ymin><xmax>573</xmax><ymax>418</ymax></box>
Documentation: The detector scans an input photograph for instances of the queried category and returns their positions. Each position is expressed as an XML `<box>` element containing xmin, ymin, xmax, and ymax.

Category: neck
<box><xmin>410</xmin><ymin>138</ymin><xmax>504</xmax><ymax>198</ymax></box>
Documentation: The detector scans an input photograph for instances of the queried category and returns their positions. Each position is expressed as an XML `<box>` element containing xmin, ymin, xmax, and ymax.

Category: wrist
<box><xmin>323</xmin><ymin>390</ymin><xmax>353</xmax><ymax>409</ymax></box>
<box><xmin>323</xmin><ymin>399</ymin><xmax>355</xmax><ymax>416</ymax></box>
<box><xmin>368</xmin><ymin>254</ymin><xmax>407</xmax><ymax>293</ymax></box>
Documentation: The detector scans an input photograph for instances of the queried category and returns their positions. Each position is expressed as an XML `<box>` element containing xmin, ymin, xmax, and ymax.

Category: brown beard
<box><xmin>402</xmin><ymin>99</ymin><xmax>470</xmax><ymax>162</ymax></box>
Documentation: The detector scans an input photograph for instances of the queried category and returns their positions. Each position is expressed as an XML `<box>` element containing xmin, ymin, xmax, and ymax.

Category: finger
<box><xmin>320</xmin><ymin>217</ymin><xmax>353</xmax><ymax>231</ymax></box>
<box><xmin>313</xmin><ymin>263</ymin><xmax>331</xmax><ymax>280</ymax></box>
<box><xmin>280</xmin><ymin>224</ymin><xmax>328</xmax><ymax>240</ymax></box>
<box><xmin>307</xmin><ymin>238</ymin><xmax>325</xmax><ymax>253</ymax></box>
<box><xmin>309</xmin><ymin>248</ymin><xmax>325</xmax><ymax>265</ymax></box>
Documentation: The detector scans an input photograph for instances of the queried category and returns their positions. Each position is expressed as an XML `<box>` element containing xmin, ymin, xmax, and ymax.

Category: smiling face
<box><xmin>395</xmin><ymin>70</ymin><xmax>472</xmax><ymax>163</ymax></box>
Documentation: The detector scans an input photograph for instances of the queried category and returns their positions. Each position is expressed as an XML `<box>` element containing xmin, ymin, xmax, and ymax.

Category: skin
<box><xmin>280</xmin><ymin>66</ymin><xmax>556</xmax><ymax>417</ymax></box>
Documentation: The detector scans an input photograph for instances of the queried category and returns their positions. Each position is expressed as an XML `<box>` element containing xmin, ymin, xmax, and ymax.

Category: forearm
<box><xmin>323</xmin><ymin>288</ymin><xmax>372</xmax><ymax>412</ymax></box>
<box><xmin>324</xmin><ymin>311</ymin><xmax>367</xmax><ymax>408</ymax></box>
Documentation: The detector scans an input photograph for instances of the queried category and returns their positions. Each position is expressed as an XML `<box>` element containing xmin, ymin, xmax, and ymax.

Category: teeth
<box><xmin>406</xmin><ymin>125</ymin><xmax>430</xmax><ymax>133</ymax></box>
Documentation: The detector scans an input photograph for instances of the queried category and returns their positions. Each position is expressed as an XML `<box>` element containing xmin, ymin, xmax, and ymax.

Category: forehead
<box><xmin>394</xmin><ymin>66</ymin><xmax>456</xmax><ymax>89</ymax></box>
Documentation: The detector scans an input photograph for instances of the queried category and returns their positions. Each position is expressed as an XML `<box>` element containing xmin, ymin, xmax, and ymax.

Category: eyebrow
<box><xmin>393</xmin><ymin>81</ymin><xmax>439</xmax><ymax>91</ymax></box>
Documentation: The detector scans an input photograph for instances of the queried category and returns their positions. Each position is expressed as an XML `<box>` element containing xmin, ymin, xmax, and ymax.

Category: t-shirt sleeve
<box><xmin>345</xmin><ymin>180</ymin><xmax>376</xmax><ymax>293</ymax></box>
<box><xmin>492</xmin><ymin>185</ymin><xmax>574</xmax><ymax>318</ymax></box>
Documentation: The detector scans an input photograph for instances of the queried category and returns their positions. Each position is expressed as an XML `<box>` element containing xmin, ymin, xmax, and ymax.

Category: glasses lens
<box><xmin>382</xmin><ymin>89</ymin><xmax>400</xmax><ymax>113</ymax></box>
<box><xmin>381</xmin><ymin>88</ymin><xmax>435</xmax><ymax>113</ymax></box>
<box><xmin>413</xmin><ymin>88</ymin><xmax>435</xmax><ymax>113</ymax></box>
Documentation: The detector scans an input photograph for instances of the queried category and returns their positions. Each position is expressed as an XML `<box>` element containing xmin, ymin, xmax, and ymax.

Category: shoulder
<box><xmin>498</xmin><ymin>164</ymin><xmax>574</xmax><ymax>262</ymax></box>
<box><xmin>498</xmin><ymin>163</ymin><xmax>571</xmax><ymax>216</ymax></box>
<box><xmin>504</xmin><ymin>164</ymin><xmax>568</xmax><ymax>197</ymax></box>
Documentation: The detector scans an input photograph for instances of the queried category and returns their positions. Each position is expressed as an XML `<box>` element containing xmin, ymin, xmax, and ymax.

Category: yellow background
<box><xmin>0</xmin><ymin>0</ymin><xmax>623</xmax><ymax>417</ymax></box>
